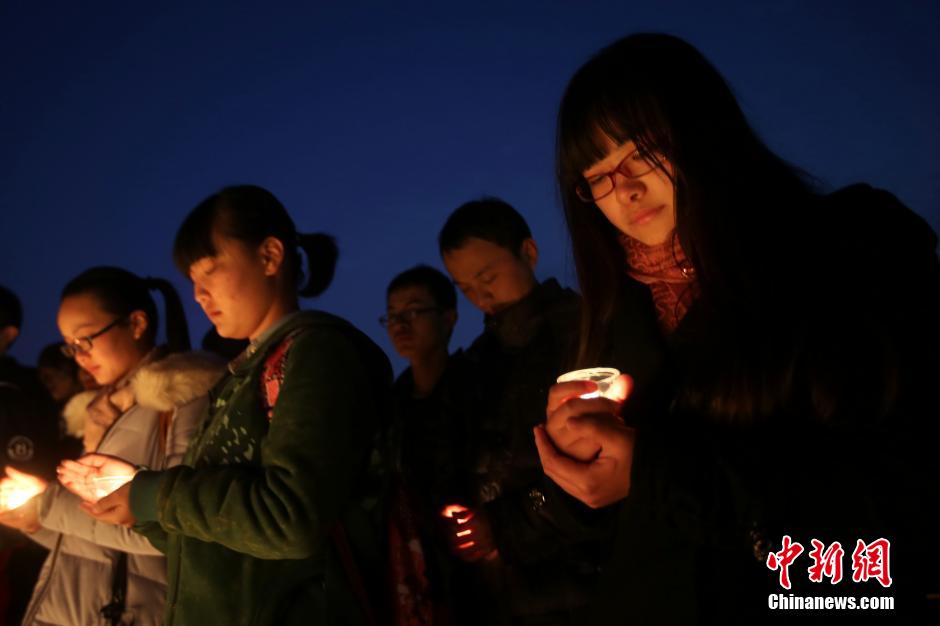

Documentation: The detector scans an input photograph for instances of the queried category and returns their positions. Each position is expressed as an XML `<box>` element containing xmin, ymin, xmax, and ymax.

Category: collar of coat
<box><xmin>62</xmin><ymin>350</ymin><xmax>225</xmax><ymax>437</ymax></box>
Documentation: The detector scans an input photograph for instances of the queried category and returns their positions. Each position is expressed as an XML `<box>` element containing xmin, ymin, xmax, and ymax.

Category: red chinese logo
<box><xmin>807</xmin><ymin>539</ymin><xmax>844</xmax><ymax>584</ymax></box>
<box><xmin>851</xmin><ymin>538</ymin><xmax>893</xmax><ymax>588</ymax></box>
<box><xmin>766</xmin><ymin>535</ymin><xmax>804</xmax><ymax>590</ymax></box>
<box><xmin>767</xmin><ymin>536</ymin><xmax>892</xmax><ymax>588</ymax></box>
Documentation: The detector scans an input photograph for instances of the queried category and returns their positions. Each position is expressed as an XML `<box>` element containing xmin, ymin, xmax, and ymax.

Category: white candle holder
<box><xmin>556</xmin><ymin>367</ymin><xmax>621</xmax><ymax>400</ymax></box>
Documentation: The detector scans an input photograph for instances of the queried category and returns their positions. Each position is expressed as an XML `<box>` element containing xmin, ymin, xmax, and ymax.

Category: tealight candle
<box><xmin>0</xmin><ymin>483</ymin><xmax>43</xmax><ymax>512</ymax></box>
<box><xmin>88</xmin><ymin>475</ymin><xmax>135</xmax><ymax>502</ymax></box>
<box><xmin>556</xmin><ymin>367</ymin><xmax>621</xmax><ymax>400</ymax></box>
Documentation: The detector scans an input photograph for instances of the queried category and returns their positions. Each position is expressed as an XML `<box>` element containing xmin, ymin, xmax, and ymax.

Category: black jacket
<box><xmin>0</xmin><ymin>355</ymin><xmax>62</xmax><ymax>481</ymax></box>
<box><xmin>591</xmin><ymin>185</ymin><xmax>940</xmax><ymax>624</ymax></box>
<box><xmin>438</xmin><ymin>278</ymin><xmax>665</xmax><ymax>625</ymax></box>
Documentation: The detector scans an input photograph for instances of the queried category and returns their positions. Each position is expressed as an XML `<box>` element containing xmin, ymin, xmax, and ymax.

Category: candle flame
<box><xmin>441</xmin><ymin>504</ymin><xmax>469</xmax><ymax>518</ymax></box>
<box><xmin>0</xmin><ymin>484</ymin><xmax>42</xmax><ymax>512</ymax></box>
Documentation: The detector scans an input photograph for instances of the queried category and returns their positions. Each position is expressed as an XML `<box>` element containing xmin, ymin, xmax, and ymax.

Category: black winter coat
<box><xmin>438</xmin><ymin>278</ymin><xmax>665</xmax><ymax>625</ymax></box>
<box><xmin>590</xmin><ymin>185</ymin><xmax>940</xmax><ymax>625</ymax></box>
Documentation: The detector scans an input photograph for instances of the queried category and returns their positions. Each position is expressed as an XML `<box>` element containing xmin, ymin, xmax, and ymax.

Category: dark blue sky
<box><xmin>3</xmin><ymin>1</ymin><xmax>939</xmax><ymax>373</ymax></box>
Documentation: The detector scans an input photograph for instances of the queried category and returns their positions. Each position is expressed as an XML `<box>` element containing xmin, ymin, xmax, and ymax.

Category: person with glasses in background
<box><xmin>382</xmin><ymin>264</ymin><xmax>459</xmax><ymax>401</ymax></box>
<box><xmin>0</xmin><ymin>267</ymin><xmax>221</xmax><ymax>626</ymax></box>
<box><xmin>380</xmin><ymin>264</ymin><xmax>466</xmax><ymax>623</ymax></box>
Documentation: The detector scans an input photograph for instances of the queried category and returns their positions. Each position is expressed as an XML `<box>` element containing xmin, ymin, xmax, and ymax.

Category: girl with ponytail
<box><xmin>61</xmin><ymin>185</ymin><xmax>393</xmax><ymax>626</ymax></box>
<box><xmin>1</xmin><ymin>267</ymin><xmax>223</xmax><ymax>626</ymax></box>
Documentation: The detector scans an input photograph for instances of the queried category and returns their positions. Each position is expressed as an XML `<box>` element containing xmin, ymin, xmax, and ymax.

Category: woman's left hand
<box><xmin>79</xmin><ymin>482</ymin><xmax>136</xmax><ymax>527</ymax></box>
<box><xmin>57</xmin><ymin>453</ymin><xmax>137</xmax><ymax>503</ymax></box>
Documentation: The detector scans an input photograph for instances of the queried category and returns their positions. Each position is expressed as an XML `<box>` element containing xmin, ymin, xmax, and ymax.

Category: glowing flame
<box><xmin>442</xmin><ymin>504</ymin><xmax>473</xmax><ymax>522</ymax></box>
<box><xmin>89</xmin><ymin>475</ymin><xmax>134</xmax><ymax>501</ymax></box>
<box><xmin>0</xmin><ymin>483</ymin><xmax>43</xmax><ymax>512</ymax></box>
<box><xmin>441</xmin><ymin>504</ymin><xmax>468</xmax><ymax>517</ymax></box>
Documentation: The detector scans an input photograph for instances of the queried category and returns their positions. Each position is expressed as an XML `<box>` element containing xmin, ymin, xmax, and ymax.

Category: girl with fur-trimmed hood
<box><xmin>0</xmin><ymin>267</ymin><xmax>223</xmax><ymax>626</ymax></box>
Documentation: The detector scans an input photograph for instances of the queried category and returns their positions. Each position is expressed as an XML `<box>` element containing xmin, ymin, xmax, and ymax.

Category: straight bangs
<box><xmin>558</xmin><ymin>69</ymin><xmax>675</xmax><ymax>192</ymax></box>
<box><xmin>173</xmin><ymin>196</ymin><xmax>222</xmax><ymax>277</ymax></box>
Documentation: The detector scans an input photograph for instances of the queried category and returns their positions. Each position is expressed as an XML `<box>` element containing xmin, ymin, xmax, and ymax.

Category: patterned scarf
<box><xmin>619</xmin><ymin>232</ymin><xmax>697</xmax><ymax>334</ymax></box>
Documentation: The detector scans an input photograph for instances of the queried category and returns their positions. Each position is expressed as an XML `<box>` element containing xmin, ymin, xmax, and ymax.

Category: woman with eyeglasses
<box><xmin>0</xmin><ymin>267</ymin><xmax>221</xmax><ymax>626</ymax></box>
<box><xmin>533</xmin><ymin>33</ymin><xmax>939</xmax><ymax>623</ymax></box>
<box><xmin>58</xmin><ymin>185</ymin><xmax>393</xmax><ymax>626</ymax></box>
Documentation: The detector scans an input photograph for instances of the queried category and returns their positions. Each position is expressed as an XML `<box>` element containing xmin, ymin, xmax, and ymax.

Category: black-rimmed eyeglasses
<box><xmin>379</xmin><ymin>307</ymin><xmax>441</xmax><ymax>328</ymax></box>
<box><xmin>60</xmin><ymin>316</ymin><xmax>128</xmax><ymax>358</ymax></box>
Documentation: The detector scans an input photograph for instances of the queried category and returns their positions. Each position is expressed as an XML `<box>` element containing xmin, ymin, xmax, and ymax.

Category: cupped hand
<box><xmin>0</xmin><ymin>467</ymin><xmax>46</xmax><ymax>532</ymax></box>
<box><xmin>58</xmin><ymin>454</ymin><xmax>137</xmax><ymax>503</ymax></box>
<box><xmin>0</xmin><ymin>492</ymin><xmax>42</xmax><ymax>533</ymax></box>
<box><xmin>79</xmin><ymin>482</ymin><xmax>136</xmax><ymax>527</ymax></box>
<box><xmin>439</xmin><ymin>504</ymin><xmax>498</xmax><ymax>563</ymax></box>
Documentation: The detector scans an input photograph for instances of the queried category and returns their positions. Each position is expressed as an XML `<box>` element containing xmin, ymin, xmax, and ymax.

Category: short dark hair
<box><xmin>386</xmin><ymin>265</ymin><xmax>456</xmax><ymax>311</ymax></box>
<box><xmin>0</xmin><ymin>285</ymin><xmax>23</xmax><ymax>330</ymax></box>
<box><xmin>438</xmin><ymin>197</ymin><xmax>532</xmax><ymax>255</ymax></box>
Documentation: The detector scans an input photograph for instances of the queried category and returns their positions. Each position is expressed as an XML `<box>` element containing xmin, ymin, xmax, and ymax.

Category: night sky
<box><xmin>3</xmin><ymin>1</ymin><xmax>939</xmax><ymax>374</ymax></box>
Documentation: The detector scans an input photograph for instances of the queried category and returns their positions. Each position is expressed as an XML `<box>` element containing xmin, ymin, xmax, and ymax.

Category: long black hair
<box><xmin>61</xmin><ymin>267</ymin><xmax>191</xmax><ymax>354</ymax></box>
<box><xmin>172</xmin><ymin>185</ymin><xmax>337</xmax><ymax>298</ymax></box>
<box><xmin>557</xmin><ymin>33</ymin><xmax>827</xmax><ymax>422</ymax></box>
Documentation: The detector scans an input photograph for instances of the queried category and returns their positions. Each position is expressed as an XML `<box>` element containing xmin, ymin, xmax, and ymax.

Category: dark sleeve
<box><xmin>129</xmin><ymin>328</ymin><xmax>382</xmax><ymax>560</ymax></box>
<box><xmin>132</xmin><ymin>521</ymin><xmax>169</xmax><ymax>554</ymax></box>
<box><xmin>484</xmin><ymin>476</ymin><xmax>617</xmax><ymax>566</ymax></box>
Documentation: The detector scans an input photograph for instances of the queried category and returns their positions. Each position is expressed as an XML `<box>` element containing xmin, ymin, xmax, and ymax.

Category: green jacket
<box><xmin>129</xmin><ymin>311</ymin><xmax>392</xmax><ymax>626</ymax></box>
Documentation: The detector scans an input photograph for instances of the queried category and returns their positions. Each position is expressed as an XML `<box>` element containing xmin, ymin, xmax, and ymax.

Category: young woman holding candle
<box><xmin>60</xmin><ymin>185</ymin><xmax>392</xmax><ymax>626</ymax></box>
<box><xmin>0</xmin><ymin>267</ymin><xmax>219</xmax><ymax>626</ymax></box>
<box><xmin>533</xmin><ymin>33</ymin><xmax>939</xmax><ymax>623</ymax></box>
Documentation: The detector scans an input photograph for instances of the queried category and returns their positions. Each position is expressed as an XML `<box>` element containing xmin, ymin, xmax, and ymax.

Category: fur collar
<box><xmin>130</xmin><ymin>350</ymin><xmax>224</xmax><ymax>411</ymax></box>
<box><xmin>60</xmin><ymin>351</ymin><xmax>225</xmax><ymax>437</ymax></box>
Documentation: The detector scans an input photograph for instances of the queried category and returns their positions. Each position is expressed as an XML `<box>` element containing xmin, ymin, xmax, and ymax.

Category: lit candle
<box><xmin>0</xmin><ymin>482</ymin><xmax>43</xmax><ymax>512</ymax></box>
<box><xmin>556</xmin><ymin>367</ymin><xmax>622</xmax><ymax>400</ymax></box>
<box><xmin>88</xmin><ymin>474</ymin><xmax>135</xmax><ymax>502</ymax></box>
<box><xmin>440</xmin><ymin>504</ymin><xmax>473</xmax><ymax>524</ymax></box>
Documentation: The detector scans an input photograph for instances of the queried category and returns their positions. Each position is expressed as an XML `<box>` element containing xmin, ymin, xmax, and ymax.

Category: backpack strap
<box><xmin>260</xmin><ymin>327</ymin><xmax>308</xmax><ymax>419</ymax></box>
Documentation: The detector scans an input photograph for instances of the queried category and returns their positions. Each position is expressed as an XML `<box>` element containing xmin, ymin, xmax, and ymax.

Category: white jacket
<box><xmin>22</xmin><ymin>351</ymin><xmax>223</xmax><ymax>626</ymax></box>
